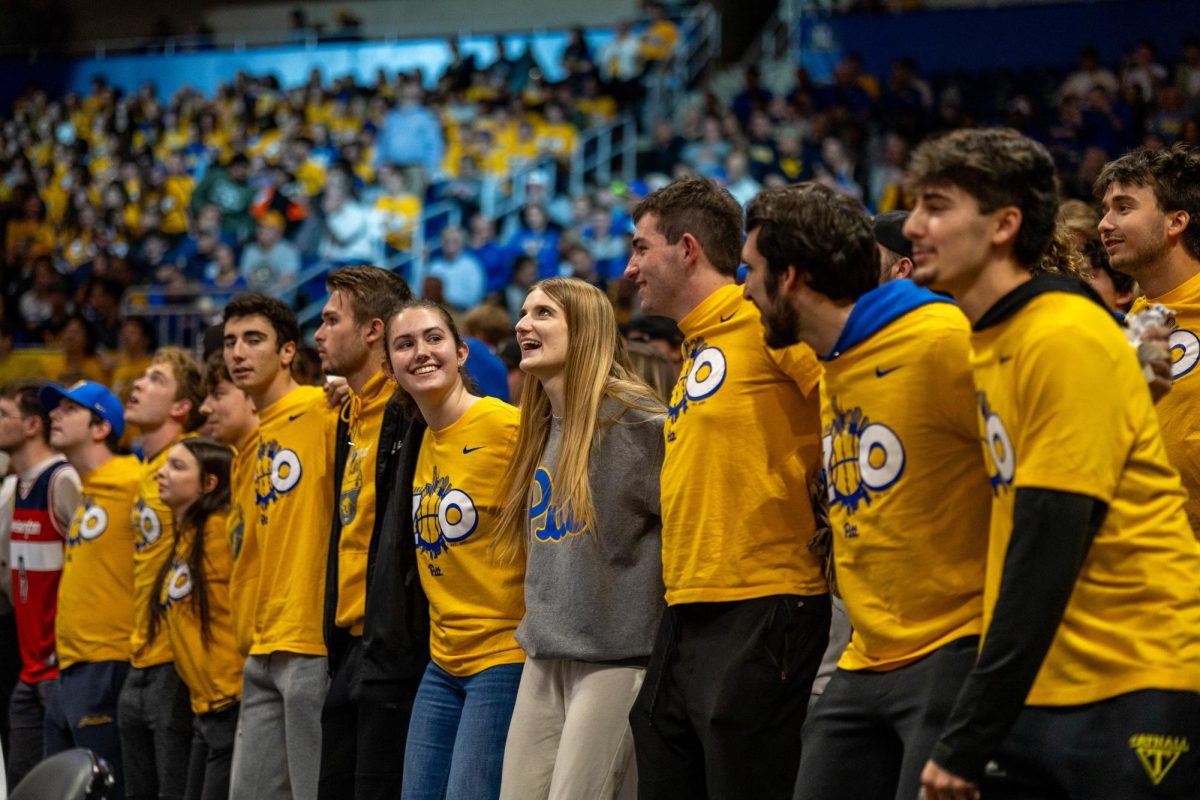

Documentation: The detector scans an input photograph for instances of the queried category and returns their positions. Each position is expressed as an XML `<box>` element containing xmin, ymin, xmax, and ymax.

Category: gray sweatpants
<box><xmin>229</xmin><ymin>652</ymin><xmax>328</xmax><ymax>800</ymax></box>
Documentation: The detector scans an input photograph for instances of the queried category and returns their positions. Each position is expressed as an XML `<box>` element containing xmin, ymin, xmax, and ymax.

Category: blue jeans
<box><xmin>401</xmin><ymin>661</ymin><xmax>523</xmax><ymax>800</ymax></box>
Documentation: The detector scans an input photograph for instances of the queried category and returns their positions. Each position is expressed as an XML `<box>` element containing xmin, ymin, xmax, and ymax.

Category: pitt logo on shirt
<box><xmin>412</xmin><ymin>466</ymin><xmax>478</xmax><ymax>558</ymax></box>
<box><xmin>1169</xmin><ymin>328</ymin><xmax>1199</xmax><ymax>380</ymax></box>
<box><xmin>666</xmin><ymin>337</ymin><xmax>727</xmax><ymax>441</ymax></box>
<box><xmin>339</xmin><ymin>445</ymin><xmax>368</xmax><ymax>526</ymax></box>
<box><xmin>529</xmin><ymin>467</ymin><xmax>588</xmax><ymax>543</ymax></box>
<box><xmin>255</xmin><ymin>439</ymin><xmax>302</xmax><ymax>517</ymax></box>
<box><xmin>978</xmin><ymin>392</ymin><xmax>1015</xmax><ymax>494</ymax></box>
<box><xmin>134</xmin><ymin>499</ymin><xmax>161</xmax><ymax>552</ymax></box>
<box><xmin>822</xmin><ymin>399</ymin><xmax>905</xmax><ymax>516</ymax></box>
<box><xmin>68</xmin><ymin>499</ymin><xmax>108</xmax><ymax>547</ymax></box>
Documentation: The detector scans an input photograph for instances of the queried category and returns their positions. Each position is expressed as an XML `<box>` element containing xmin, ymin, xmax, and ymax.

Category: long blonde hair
<box><xmin>495</xmin><ymin>278</ymin><xmax>664</xmax><ymax>559</ymax></box>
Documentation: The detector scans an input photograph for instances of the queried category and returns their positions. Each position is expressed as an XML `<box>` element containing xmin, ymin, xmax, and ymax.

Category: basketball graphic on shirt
<box><xmin>822</xmin><ymin>399</ymin><xmax>906</xmax><ymax>515</ymax></box>
<box><xmin>412</xmin><ymin>466</ymin><xmax>478</xmax><ymax>558</ymax></box>
<box><xmin>667</xmin><ymin>337</ymin><xmax>727</xmax><ymax>440</ymax></box>
<box><xmin>158</xmin><ymin>560</ymin><xmax>193</xmax><ymax>611</ymax></box>
<box><xmin>69</xmin><ymin>499</ymin><xmax>107</xmax><ymax>546</ymax></box>
<box><xmin>978</xmin><ymin>391</ymin><xmax>1015</xmax><ymax>494</ymax></box>
<box><xmin>134</xmin><ymin>501</ymin><xmax>161</xmax><ymax>551</ymax></box>
<box><xmin>255</xmin><ymin>439</ymin><xmax>302</xmax><ymax>516</ymax></box>
<box><xmin>1169</xmin><ymin>328</ymin><xmax>1199</xmax><ymax>380</ymax></box>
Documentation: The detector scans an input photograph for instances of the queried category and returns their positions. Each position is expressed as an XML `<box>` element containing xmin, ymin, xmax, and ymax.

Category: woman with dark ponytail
<box><xmin>151</xmin><ymin>437</ymin><xmax>242</xmax><ymax>800</ymax></box>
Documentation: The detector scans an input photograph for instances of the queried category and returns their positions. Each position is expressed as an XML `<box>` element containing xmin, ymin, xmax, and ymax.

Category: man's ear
<box><xmin>991</xmin><ymin>206</ymin><xmax>1023</xmax><ymax>249</ymax></box>
<box><xmin>680</xmin><ymin>232</ymin><xmax>700</xmax><ymax>268</ymax></box>
<box><xmin>364</xmin><ymin>317</ymin><xmax>385</xmax><ymax>347</ymax></box>
<box><xmin>1166</xmin><ymin>209</ymin><xmax>1190</xmax><ymax>242</ymax></box>
<box><xmin>279</xmin><ymin>340</ymin><xmax>298</xmax><ymax>370</ymax></box>
<box><xmin>894</xmin><ymin>257</ymin><xmax>914</xmax><ymax>280</ymax></box>
<box><xmin>780</xmin><ymin>263</ymin><xmax>803</xmax><ymax>293</ymax></box>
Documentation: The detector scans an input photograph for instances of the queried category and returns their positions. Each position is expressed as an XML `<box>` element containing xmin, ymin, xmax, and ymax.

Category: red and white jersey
<box><xmin>10</xmin><ymin>456</ymin><xmax>77</xmax><ymax>684</ymax></box>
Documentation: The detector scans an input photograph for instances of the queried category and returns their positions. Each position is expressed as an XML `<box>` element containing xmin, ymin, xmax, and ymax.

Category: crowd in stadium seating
<box><xmin>0</xmin><ymin>25</ymin><xmax>1197</xmax><ymax>390</ymax></box>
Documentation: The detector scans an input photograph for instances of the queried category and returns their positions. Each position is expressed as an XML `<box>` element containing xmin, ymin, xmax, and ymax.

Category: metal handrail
<box><xmin>568</xmin><ymin>114</ymin><xmax>637</xmax><ymax>197</ymax></box>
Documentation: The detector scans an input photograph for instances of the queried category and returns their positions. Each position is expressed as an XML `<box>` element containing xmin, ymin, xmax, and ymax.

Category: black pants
<box><xmin>6</xmin><ymin>677</ymin><xmax>56</xmax><ymax>790</ymax></box>
<box><xmin>984</xmin><ymin>689</ymin><xmax>1200</xmax><ymax>799</ymax></box>
<box><xmin>185</xmin><ymin>703</ymin><xmax>239</xmax><ymax>800</ymax></box>
<box><xmin>317</xmin><ymin>636</ymin><xmax>418</xmax><ymax>800</ymax></box>
<box><xmin>630</xmin><ymin>593</ymin><xmax>831</xmax><ymax>800</ymax></box>
<box><xmin>794</xmin><ymin>636</ymin><xmax>979</xmax><ymax>800</ymax></box>
<box><xmin>117</xmin><ymin>663</ymin><xmax>193</xmax><ymax>800</ymax></box>
<box><xmin>0</xmin><ymin>612</ymin><xmax>22</xmax><ymax>759</ymax></box>
<box><xmin>45</xmin><ymin>660</ymin><xmax>131</xmax><ymax>800</ymax></box>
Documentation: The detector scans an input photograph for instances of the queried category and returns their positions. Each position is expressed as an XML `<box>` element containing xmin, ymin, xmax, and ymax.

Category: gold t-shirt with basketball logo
<box><xmin>971</xmin><ymin>289</ymin><xmax>1200</xmax><ymax>706</ymax></box>
<box><xmin>660</xmin><ymin>283</ymin><xmax>827</xmax><ymax>606</ymax></box>
<box><xmin>822</xmin><ymin>298</ymin><xmax>989</xmax><ymax>672</ymax></box>
<box><xmin>1130</xmin><ymin>270</ymin><xmax>1200</xmax><ymax>535</ymax></box>
<box><xmin>228</xmin><ymin>430</ymin><xmax>259</xmax><ymax>657</ymax></box>
<box><xmin>160</xmin><ymin>514</ymin><xmax>242</xmax><ymax>714</ymax></box>
<box><xmin>57</xmin><ymin>455</ymin><xmax>140</xmax><ymax>669</ymax></box>
<box><xmin>412</xmin><ymin>397</ymin><xmax>525</xmax><ymax>677</ymax></box>
<box><xmin>130</xmin><ymin>436</ymin><xmax>191</xmax><ymax>669</ymax></box>
<box><xmin>251</xmin><ymin>385</ymin><xmax>337</xmax><ymax>657</ymax></box>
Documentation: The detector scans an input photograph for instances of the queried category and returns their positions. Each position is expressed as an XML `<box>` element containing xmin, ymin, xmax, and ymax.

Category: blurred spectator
<box><xmin>1177</xmin><ymin>38</ymin><xmax>1200</xmax><ymax>107</ymax></box>
<box><xmin>507</xmin><ymin>204</ymin><xmax>562</xmax><ymax>280</ymax></box>
<box><xmin>422</xmin><ymin>226</ymin><xmax>486</xmax><ymax>311</ymax></box>
<box><xmin>376</xmin><ymin>80</ymin><xmax>445</xmax><ymax>194</ymax></box>
<box><xmin>561</xmin><ymin>26</ymin><xmax>596</xmax><ymax>88</ymax></box>
<box><xmin>109</xmin><ymin>317</ymin><xmax>156</xmax><ymax>400</ymax></box>
<box><xmin>624</xmin><ymin>314</ymin><xmax>683</xmax><ymax>376</ymax></box>
<box><xmin>53</xmin><ymin>314</ymin><xmax>108</xmax><ymax>385</ymax></box>
<box><xmin>600</xmin><ymin>21</ymin><xmax>642</xmax><ymax>107</ymax></box>
<box><xmin>239</xmin><ymin>211</ymin><xmax>301</xmax><ymax>291</ymax></box>
<box><xmin>581</xmin><ymin>207</ymin><xmax>628</xmax><ymax>283</ymax></box>
<box><xmin>374</xmin><ymin>164</ymin><xmax>423</xmax><ymax>256</ymax></box>
<box><xmin>318</xmin><ymin>172</ymin><xmax>378</xmax><ymax>265</ymax></box>
<box><xmin>467</xmin><ymin>214</ymin><xmax>513</xmax><ymax>295</ymax></box>
<box><xmin>723</xmin><ymin>151</ymin><xmax>762</xmax><ymax>207</ymax></box>
<box><xmin>190</xmin><ymin>154</ymin><xmax>256</xmax><ymax>243</ymax></box>
<box><xmin>732</xmin><ymin>67</ymin><xmax>774</xmax><ymax>127</ymax></box>
<box><xmin>1121</xmin><ymin>40</ymin><xmax>1168</xmax><ymax>103</ymax></box>
<box><xmin>625</xmin><ymin>340</ymin><xmax>675</xmax><ymax>403</ymax></box>
<box><xmin>1061</xmin><ymin>46</ymin><xmax>1120</xmax><ymax>101</ymax></box>
<box><xmin>505</xmin><ymin>254</ymin><xmax>539</xmax><ymax>320</ymax></box>
<box><xmin>639</xmin><ymin>2</ymin><xmax>679</xmax><ymax>70</ymax></box>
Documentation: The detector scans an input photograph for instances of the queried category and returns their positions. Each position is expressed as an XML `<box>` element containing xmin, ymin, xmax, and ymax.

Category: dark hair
<box><xmin>1093</xmin><ymin>143</ymin><xmax>1200</xmax><ymax>261</ymax></box>
<box><xmin>383</xmin><ymin>299</ymin><xmax>477</xmax><ymax>419</ymax></box>
<box><xmin>631</xmin><ymin>176</ymin><xmax>744</xmax><ymax>275</ymax></box>
<box><xmin>203</xmin><ymin>351</ymin><xmax>233</xmax><ymax>395</ymax></box>
<box><xmin>326</xmin><ymin>265</ymin><xmax>414</xmax><ymax>325</ymax></box>
<box><xmin>223</xmin><ymin>293</ymin><xmax>300</xmax><ymax>351</ymax></box>
<box><xmin>148</xmin><ymin>438</ymin><xmax>232</xmax><ymax>646</ymax></box>
<box><xmin>62</xmin><ymin>314</ymin><xmax>97</xmax><ymax>356</ymax></box>
<box><xmin>1082</xmin><ymin>237</ymin><xmax>1136</xmax><ymax>295</ymax></box>
<box><xmin>906</xmin><ymin>128</ymin><xmax>1060</xmax><ymax>269</ymax></box>
<box><xmin>745</xmin><ymin>183</ymin><xmax>880</xmax><ymax>302</ymax></box>
<box><xmin>0</xmin><ymin>379</ymin><xmax>50</xmax><ymax>444</ymax></box>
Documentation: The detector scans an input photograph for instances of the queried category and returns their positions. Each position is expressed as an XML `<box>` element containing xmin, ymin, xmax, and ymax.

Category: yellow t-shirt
<box><xmin>335</xmin><ymin>372</ymin><xmax>393</xmax><ymax>635</ymax></box>
<box><xmin>250</xmin><ymin>386</ymin><xmax>337</xmax><ymax>657</ymax></box>
<box><xmin>130</xmin><ymin>436</ymin><xmax>191</xmax><ymax>668</ymax></box>
<box><xmin>57</xmin><ymin>455</ymin><xmax>140</xmax><ymax>669</ymax></box>
<box><xmin>374</xmin><ymin>195</ymin><xmax>423</xmax><ymax>252</ymax></box>
<box><xmin>228</xmin><ymin>430</ymin><xmax>260</xmax><ymax>657</ymax></box>
<box><xmin>1130</xmin><ymin>270</ymin><xmax>1200</xmax><ymax>536</ymax></box>
<box><xmin>413</xmin><ymin>397</ymin><xmax>525</xmax><ymax>677</ymax></box>
<box><xmin>641</xmin><ymin>19</ymin><xmax>680</xmax><ymax>61</ymax></box>
<box><xmin>821</xmin><ymin>300</ymin><xmax>988</xmax><ymax>671</ymax></box>
<box><xmin>160</xmin><ymin>514</ymin><xmax>242</xmax><ymax>714</ymax></box>
<box><xmin>661</xmin><ymin>283</ymin><xmax>827</xmax><ymax>605</ymax></box>
<box><xmin>160</xmin><ymin>175</ymin><xmax>195</xmax><ymax>236</ymax></box>
<box><xmin>971</xmin><ymin>288</ymin><xmax>1200</xmax><ymax>706</ymax></box>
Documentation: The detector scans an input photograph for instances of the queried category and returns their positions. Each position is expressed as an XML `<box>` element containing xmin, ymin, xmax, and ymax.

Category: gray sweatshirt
<box><xmin>515</xmin><ymin>399</ymin><xmax>665</xmax><ymax>662</ymax></box>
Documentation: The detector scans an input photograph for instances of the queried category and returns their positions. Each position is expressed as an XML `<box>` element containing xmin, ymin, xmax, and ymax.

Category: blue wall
<box><xmin>824</xmin><ymin>0</ymin><xmax>1199</xmax><ymax>77</ymax></box>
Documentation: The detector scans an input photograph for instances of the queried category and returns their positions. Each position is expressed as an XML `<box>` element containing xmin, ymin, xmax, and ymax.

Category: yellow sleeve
<box><xmin>767</xmin><ymin>341</ymin><xmax>822</xmax><ymax>398</ymax></box>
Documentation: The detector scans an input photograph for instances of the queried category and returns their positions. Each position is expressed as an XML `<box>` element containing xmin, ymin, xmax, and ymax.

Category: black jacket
<box><xmin>351</xmin><ymin>400</ymin><xmax>430</xmax><ymax>703</ymax></box>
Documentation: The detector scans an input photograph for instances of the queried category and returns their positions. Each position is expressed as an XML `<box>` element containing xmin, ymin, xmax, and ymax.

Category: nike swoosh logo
<box><xmin>720</xmin><ymin>311</ymin><xmax>736</xmax><ymax>323</ymax></box>
<box><xmin>999</xmin><ymin>355</ymin><xmax>1013</xmax><ymax>364</ymax></box>
<box><xmin>288</xmin><ymin>412</ymin><xmax>306</xmax><ymax>421</ymax></box>
<box><xmin>462</xmin><ymin>446</ymin><xmax>484</xmax><ymax>455</ymax></box>
<box><xmin>875</xmin><ymin>366</ymin><xmax>902</xmax><ymax>378</ymax></box>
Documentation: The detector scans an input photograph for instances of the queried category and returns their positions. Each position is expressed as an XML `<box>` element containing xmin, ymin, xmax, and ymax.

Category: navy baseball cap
<box><xmin>39</xmin><ymin>381</ymin><xmax>125</xmax><ymax>439</ymax></box>
<box><xmin>873</xmin><ymin>211</ymin><xmax>913</xmax><ymax>260</ymax></box>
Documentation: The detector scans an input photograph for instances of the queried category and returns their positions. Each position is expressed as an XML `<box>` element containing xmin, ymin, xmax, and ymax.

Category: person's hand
<box><xmin>1138</xmin><ymin>324</ymin><xmax>1173</xmax><ymax>403</ymax></box>
<box><xmin>920</xmin><ymin>760</ymin><xmax>980</xmax><ymax>800</ymax></box>
<box><xmin>325</xmin><ymin>375</ymin><xmax>350</xmax><ymax>408</ymax></box>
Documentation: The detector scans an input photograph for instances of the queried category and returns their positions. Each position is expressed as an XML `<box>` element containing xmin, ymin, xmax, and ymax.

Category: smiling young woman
<box><xmin>382</xmin><ymin>299</ymin><xmax>526</xmax><ymax>800</ymax></box>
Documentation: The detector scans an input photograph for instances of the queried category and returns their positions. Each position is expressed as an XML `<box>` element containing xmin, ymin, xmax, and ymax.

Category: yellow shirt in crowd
<box><xmin>660</xmin><ymin>283</ymin><xmax>827</xmax><ymax>605</ymax></box>
<box><xmin>130</xmin><ymin>436</ymin><xmax>190</xmax><ymax>669</ymax></box>
<box><xmin>228</xmin><ymin>430</ymin><xmax>260</xmax><ymax>657</ymax></box>
<box><xmin>250</xmin><ymin>385</ymin><xmax>337</xmax><ymax>657</ymax></box>
<box><xmin>335</xmin><ymin>372</ymin><xmax>393</xmax><ymax>636</ymax></box>
<box><xmin>1130</xmin><ymin>270</ymin><xmax>1200</xmax><ymax>535</ymax></box>
<box><xmin>971</xmin><ymin>289</ymin><xmax>1200</xmax><ymax>706</ymax></box>
<box><xmin>161</xmin><ymin>513</ymin><xmax>242</xmax><ymax>714</ymax></box>
<box><xmin>821</xmin><ymin>299</ymin><xmax>989</xmax><ymax>672</ymax></box>
<box><xmin>57</xmin><ymin>455</ymin><xmax>140</xmax><ymax>669</ymax></box>
<box><xmin>413</xmin><ymin>397</ymin><xmax>526</xmax><ymax>677</ymax></box>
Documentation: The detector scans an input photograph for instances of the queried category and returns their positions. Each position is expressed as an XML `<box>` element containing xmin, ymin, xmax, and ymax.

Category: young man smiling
<box><xmin>903</xmin><ymin>128</ymin><xmax>1200</xmax><ymax>800</ymax></box>
<box><xmin>739</xmin><ymin>183</ymin><xmax>991</xmax><ymax>800</ymax></box>
<box><xmin>623</xmin><ymin>177</ymin><xmax>830</xmax><ymax>799</ymax></box>
<box><xmin>1096</xmin><ymin>144</ymin><xmax>1200</xmax><ymax>534</ymax></box>
<box><xmin>314</xmin><ymin>266</ymin><xmax>414</xmax><ymax>800</ymax></box>
<box><xmin>223</xmin><ymin>294</ymin><xmax>338</xmax><ymax>800</ymax></box>
<box><xmin>40</xmin><ymin>380</ymin><xmax>138</xmax><ymax>800</ymax></box>
<box><xmin>120</xmin><ymin>348</ymin><xmax>205</xmax><ymax>800</ymax></box>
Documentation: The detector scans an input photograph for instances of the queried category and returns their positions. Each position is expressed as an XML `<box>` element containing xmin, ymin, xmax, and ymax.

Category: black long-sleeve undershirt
<box><xmin>930</xmin><ymin>487</ymin><xmax>1107</xmax><ymax>782</ymax></box>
